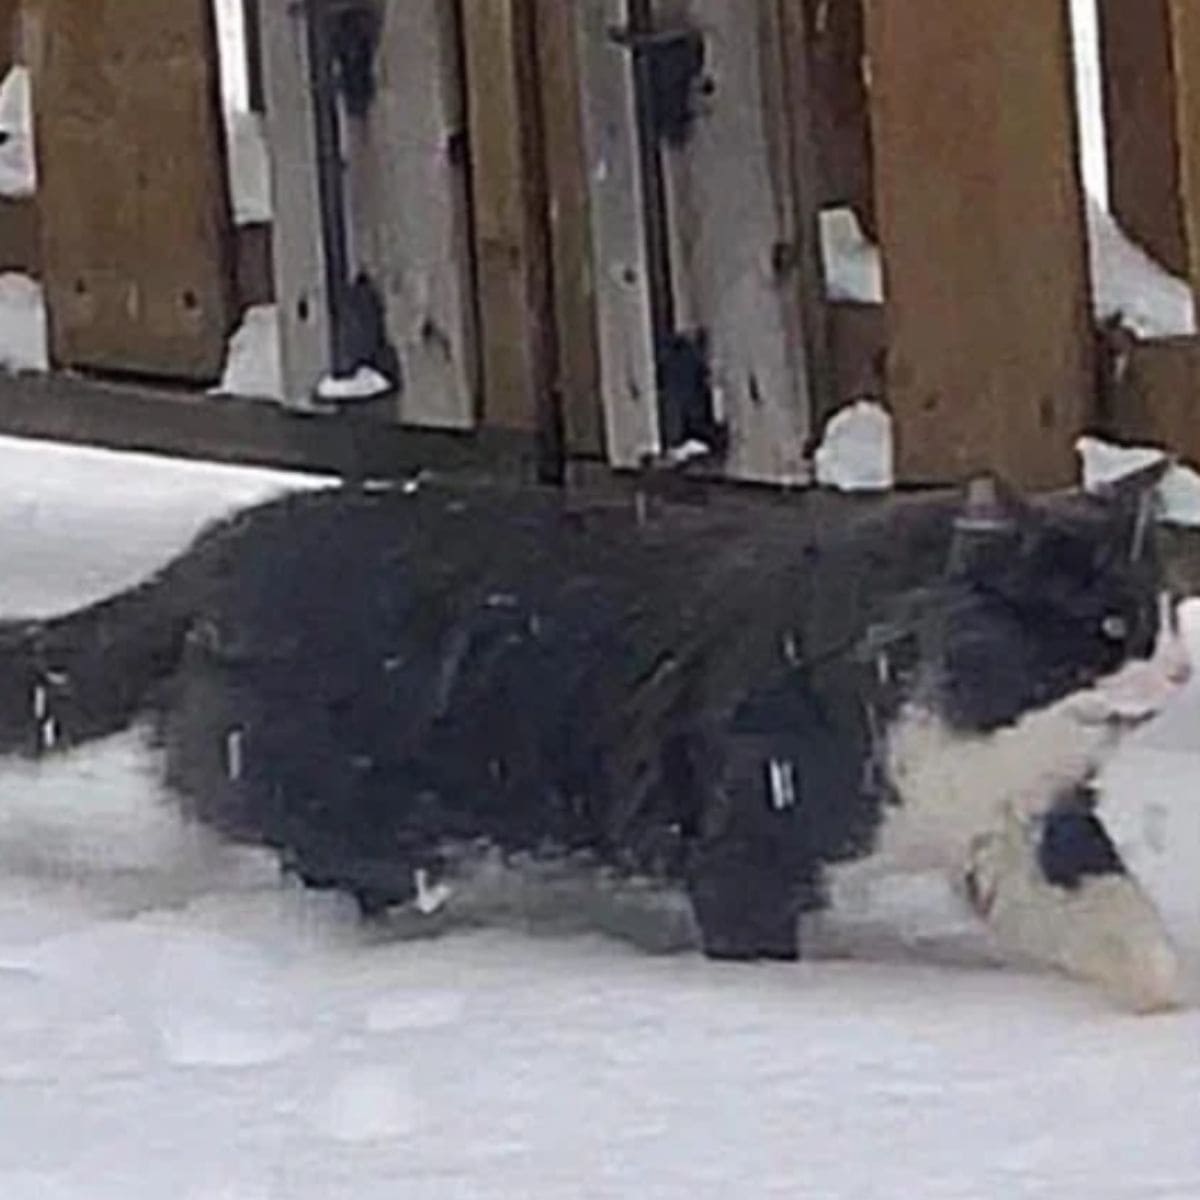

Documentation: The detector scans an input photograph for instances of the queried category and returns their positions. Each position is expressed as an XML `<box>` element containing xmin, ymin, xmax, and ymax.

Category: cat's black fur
<box><xmin>0</xmin><ymin>472</ymin><xmax>1167</xmax><ymax>962</ymax></box>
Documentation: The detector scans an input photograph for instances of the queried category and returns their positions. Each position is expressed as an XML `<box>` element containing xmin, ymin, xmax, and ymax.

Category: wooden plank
<box><xmin>1098</xmin><ymin>0</ymin><xmax>1188</xmax><ymax>276</ymax></box>
<box><xmin>534</xmin><ymin>0</ymin><xmax>605</xmax><ymax>456</ymax></box>
<box><xmin>575</xmin><ymin>0</ymin><xmax>660</xmax><ymax>467</ymax></box>
<box><xmin>1102</xmin><ymin>332</ymin><xmax>1200</xmax><ymax>468</ymax></box>
<box><xmin>655</xmin><ymin>0</ymin><xmax>818</xmax><ymax>484</ymax></box>
<box><xmin>0</xmin><ymin>196</ymin><xmax>36</xmax><ymax>274</ymax></box>
<box><xmin>258</xmin><ymin>0</ymin><xmax>329</xmax><ymax>406</ymax></box>
<box><xmin>804</xmin><ymin>0</ymin><xmax>875</xmax><ymax>235</ymax></box>
<box><xmin>343</xmin><ymin>0</ymin><xmax>478</xmax><ymax>430</ymax></box>
<box><xmin>459</xmin><ymin>0</ymin><xmax>553</xmax><ymax>434</ymax></box>
<box><xmin>864</xmin><ymin>0</ymin><xmax>1095</xmax><ymax>489</ymax></box>
<box><xmin>28</xmin><ymin>0</ymin><xmax>236</xmax><ymax>381</ymax></box>
<box><xmin>1168</xmin><ymin>1</ymin><xmax>1200</xmax><ymax>310</ymax></box>
<box><xmin>0</xmin><ymin>0</ymin><xmax>18</xmax><ymax>72</ymax></box>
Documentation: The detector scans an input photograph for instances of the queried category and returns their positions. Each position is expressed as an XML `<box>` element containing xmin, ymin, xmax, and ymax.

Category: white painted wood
<box><xmin>258</xmin><ymin>0</ymin><xmax>329</xmax><ymax>407</ymax></box>
<box><xmin>343</xmin><ymin>0</ymin><xmax>478</xmax><ymax>430</ymax></box>
<box><xmin>657</xmin><ymin>0</ymin><xmax>814</xmax><ymax>485</ymax></box>
<box><xmin>574</xmin><ymin>0</ymin><xmax>660</xmax><ymax>468</ymax></box>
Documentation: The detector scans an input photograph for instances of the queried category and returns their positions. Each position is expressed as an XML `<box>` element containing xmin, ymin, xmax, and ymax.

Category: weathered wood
<box><xmin>654</xmin><ymin>0</ymin><xmax>818</xmax><ymax>483</ymax></box>
<box><xmin>459</xmin><ymin>0</ymin><xmax>554</xmax><ymax>435</ymax></box>
<box><xmin>575</xmin><ymin>0</ymin><xmax>660</xmax><ymax>468</ymax></box>
<box><xmin>0</xmin><ymin>195</ymin><xmax>35</xmax><ymax>274</ymax></box>
<box><xmin>1102</xmin><ymin>332</ymin><xmax>1200</xmax><ymax>468</ymax></box>
<box><xmin>344</xmin><ymin>0</ymin><xmax>478</xmax><ymax>430</ymax></box>
<box><xmin>234</xmin><ymin>221</ymin><xmax>273</xmax><ymax>310</ymax></box>
<box><xmin>865</xmin><ymin>0</ymin><xmax>1095</xmax><ymax>488</ymax></box>
<box><xmin>1098</xmin><ymin>0</ymin><xmax>1188</xmax><ymax>276</ymax></box>
<box><xmin>804</xmin><ymin>0</ymin><xmax>875</xmax><ymax>235</ymax></box>
<box><xmin>1167</xmin><ymin>1</ymin><xmax>1200</xmax><ymax>311</ymax></box>
<box><xmin>28</xmin><ymin>0</ymin><xmax>236</xmax><ymax>381</ymax></box>
<box><xmin>258</xmin><ymin>0</ymin><xmax>330</xmax><ymax>405</ymax></box>
<box><xmin>534</xmin><ymin>0</ymin><xmax>605</xmax><ymax>457</ymax></box>
<box><xmin>0</xmin><ymin>0</ymin><xmax>18</xmax><ymax>71</ymax></box>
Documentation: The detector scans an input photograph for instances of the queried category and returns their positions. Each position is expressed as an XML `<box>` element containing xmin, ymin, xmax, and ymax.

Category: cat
<box><xmin>0</xmin><ymin>467</ymin><xmax>1189</xmax><ymax>1011</ymax></box>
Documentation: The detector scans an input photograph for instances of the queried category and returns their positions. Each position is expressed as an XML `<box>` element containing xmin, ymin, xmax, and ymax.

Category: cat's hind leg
<box><xmin>963</xmin><ymin>795</ymin><xmax>1182</xmax><ymax>1013</ymax></box>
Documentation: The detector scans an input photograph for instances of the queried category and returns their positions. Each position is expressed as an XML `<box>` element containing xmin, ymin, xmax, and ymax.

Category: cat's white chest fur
<box><xmin>875</xmin><ymin>700</ymin><xmax>1117</xmax><ymax>873</ymax></box>
<box><xmin>872</xmin><ymin>618</ymin><xmax>1190</xmax><ymax>875</ymax></box>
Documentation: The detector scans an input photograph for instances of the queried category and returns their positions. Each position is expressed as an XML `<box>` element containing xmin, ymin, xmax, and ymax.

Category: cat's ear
<box><xmin>1090</xmin><ymin>457</ymin><xmax>1169</xmax><ymax>562</ymax></box>
<box><xmin>952</xmin><ymin>473</ymin><xmax>1023</xmax><ymax>535</ymax></box>
<box><xmin>947</xmin><ymin>473</ymin><xmax>1024</xmax><ymax>574</ymax></box>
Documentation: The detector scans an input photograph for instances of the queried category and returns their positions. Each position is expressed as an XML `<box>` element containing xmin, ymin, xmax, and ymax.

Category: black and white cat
<box><xmin>0</xmin><ymin>469</ymin><xmax>1189</xmax><ymax>1010</ymax></box>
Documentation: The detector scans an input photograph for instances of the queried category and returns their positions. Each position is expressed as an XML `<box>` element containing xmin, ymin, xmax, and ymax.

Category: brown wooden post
<box><xmin>865</xmin><ymin>0</ymin><xmax>1095</xmax><ymax>489</ymax></box>
<box><xmin>533</xmin><ymin>0</ymin><xmax>605</xmax><ymax>458</ymax></box>
<box><xmin>28</xmin><ymin>0</ymin><xmax>236</xmax><ymax>381</ymax></box>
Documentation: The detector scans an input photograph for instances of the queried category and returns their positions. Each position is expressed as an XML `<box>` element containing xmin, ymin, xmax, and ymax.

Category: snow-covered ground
<box><xmin>0</xmin><ymin>435</ymin><xmax>1198</xmax><ymax>1198</ymax></box>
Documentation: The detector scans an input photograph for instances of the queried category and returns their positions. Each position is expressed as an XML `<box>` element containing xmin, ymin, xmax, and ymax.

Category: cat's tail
<box><xmin>0</xmin><ymin>557</ymin><xmax>202</xmax><ymax>758</ymax></box>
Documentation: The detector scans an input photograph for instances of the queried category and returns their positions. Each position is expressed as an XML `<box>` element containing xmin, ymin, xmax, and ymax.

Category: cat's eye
<box><xmin>1101</xmin><ymin>614</ymin><xmax>1128</xmax><ymax>641</ymax></box>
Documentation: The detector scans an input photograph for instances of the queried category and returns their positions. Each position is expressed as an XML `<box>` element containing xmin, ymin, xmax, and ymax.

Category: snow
<box><xmin>1087</xmin><ymin>197</ymin><xmax>1197</xmax><ymax>338</ymax></box>
<box><xmin>818</xmin><ymin>207</ymin><xmax>883</xmax><ymax>305</ymax></box>
<box><xmin>0</xmin><ymin>272</ymin><xmax>47</xmax><ymax>374</ymax></box>
<box><xmin>0</xmin><ymin>66</ymin><xmax>35</xmax><ymax>199</ymax></box>
<box><xmin>0</xmin><ymin>435</ymin><xmax>1198</xmax><ymax>1197</ymax></box>
<box><xmin>813</xmin><ymin>398</ymin><xmax>893</xmax><ymax>493</ymax></box>
<box><xmin>819</xmin><ymin>201</ymin><xmax>1197</xmax><ymax>338</ymax></box>
<box><xmin>315</xmin><ymin>365</ymin><xmax>395</xmax><ymax>403</ymax></box>
<box><xmin>213</xmin><ymin>304</ymin><xmax>285</xmax><ymax>403</ymax></box>
<box><xmin>226</xmin><ymin>109</ymin><xmax>273</xmax><ymax>227</ymax></box>
<box><xmin>0</xmin><ymin>434</ymin><xmax>332</xmax><ymax>617</ymax></box>
<box><xmin>1077</xmin><ymin>434</ymin><xmax>1200</xmax><ymax>527</ymax></box>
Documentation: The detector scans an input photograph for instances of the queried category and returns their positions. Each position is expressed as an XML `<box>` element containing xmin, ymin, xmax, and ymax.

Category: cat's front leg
<box><xmin>962</xmin><ymin>803</ymin><xmax>1182</xmax><ymax>1013</ymax></box>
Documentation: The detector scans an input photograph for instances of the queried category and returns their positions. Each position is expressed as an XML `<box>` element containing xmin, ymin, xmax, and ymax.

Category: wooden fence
<box><xmin>2</xmin><ymin>0</ymin><xmax>1199</xmax><ymax>491</ymax></box>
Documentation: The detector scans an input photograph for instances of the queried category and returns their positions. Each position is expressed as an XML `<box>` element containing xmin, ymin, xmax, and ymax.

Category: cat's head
<box><xmin>909</xmin><ymin>467</ymin><xmax>1189</xmax><ymax>734</ymax></box>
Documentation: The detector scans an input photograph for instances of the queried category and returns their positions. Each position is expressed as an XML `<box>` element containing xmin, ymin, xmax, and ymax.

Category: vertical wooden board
<box><xmin>657</xmin><ymin>0</ymin><xmax>816</xmax><ymax>484</ymax></box>
<box><xmin>30</xmin><ymin>0</ymin><xmax>235</xmax><ymax>381</ymax></box>
<box><xmin>535</xmin><ymin>0</ymin><xmax>605</xmax><ymax>456</ymax></box>
<box><xmin>1098</xmin><ymin>0</ymin><xmax>1187</xmax><ymax>276</ymax></box>
<box><xmin>865</xmin><ymin>0</ymin><xmax>1095</xmax><ymax>489</ymax></box>
<box><xmin>459</xmin><ymin>0</ymin><xmax>549</xmax><ymax>433</ymax></box>
<box><xmin>0</xmin><ymin>0</ymin><xmax>18</xmax><ymax>71</ymax></box>
<box><xmin>1169</xmin><ymin>0</ymin><xmax>1200</xmax><ymax>307</ymax></box>
<box><xmin>345</xmin><ymin>0</ymin><xmax>478</xmax><ymax>430</ymax></box>
<box><xmin>258</xmin><ymin>0</ymin><xmax>329</xmax><ymax>406</ymax></box>
<box><xmin>804</xmin><ymin>0</ymin><xmax>876</xmax><ymax>234</ymax></box>
<box><xmin>574</xmin><ymin>0</ymin><xmax>659</xmax><ymax>467</ymax></box>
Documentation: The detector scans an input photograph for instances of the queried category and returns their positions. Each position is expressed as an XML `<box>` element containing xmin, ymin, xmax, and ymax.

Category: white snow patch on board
<box><xmin>213</xmin><ymin>303</ymin><xmax>285</xmax><ymax>402</ymax></box>
<box><xmin>1087</xmin><ymin>197</ymin><xmax>1197</xmax><ymax>337</ymax></box>
<box><xmin>316</xmin><ymin>365</ymin><xmax>394</xmax><ymax>403</ymax></box>
<box><xmin>819</xmin><ymin>207</ymin><xmax>883</xmax><ymax>304</ymax></box>
<box><xmin>0</xmin><ymin>67</ymin><xmax>36</xmax><ymax>198</ymax></box>
<box><xmin>814</xmin><ymin>399</ymin><xmax>894</xmax><ymax>492</ymax></box>
<box><xmin>226</xmin><ymin>109</ymin><xmax>273</xmax><ymax>226</ymax></box>
<box><xmin>0</xmin><ymin>272</ymin><xmax>47</xmax><ymax>373</ymax></box>
<box><xmin>1077</xmin><ymin>435</ymin><xmax>1200</xmax><ymax>527</ymax></box>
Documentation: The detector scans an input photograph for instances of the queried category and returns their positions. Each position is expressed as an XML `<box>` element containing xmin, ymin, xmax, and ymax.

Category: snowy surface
<box><xmin>0</xmin><ymin>435</ymin><xmax>1199</xmax><ymax>1198</ymax></box>
<box><xmin>0</xmin><ymin>435</ymin><xmax>331</xmax><ymax>617</ymax></box>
